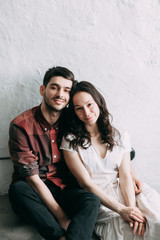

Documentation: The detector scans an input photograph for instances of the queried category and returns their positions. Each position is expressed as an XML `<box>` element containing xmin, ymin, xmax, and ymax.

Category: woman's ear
<box><xmin>40</xmin><ymin>85</ymin><xmax>45</xmax><ymax>96</ymax></box>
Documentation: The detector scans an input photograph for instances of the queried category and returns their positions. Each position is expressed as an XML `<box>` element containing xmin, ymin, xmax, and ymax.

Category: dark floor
<box><xmin>0</xmin><ymin>194</ymin><xmax>44</xmax><ymax>240</ymax></box>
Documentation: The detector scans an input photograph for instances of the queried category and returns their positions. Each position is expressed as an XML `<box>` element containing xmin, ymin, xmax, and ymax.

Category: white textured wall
<box><xmin>0</xmin><ymin>0</ymin><xmax>160</xmax><ymax>194</ymax></box>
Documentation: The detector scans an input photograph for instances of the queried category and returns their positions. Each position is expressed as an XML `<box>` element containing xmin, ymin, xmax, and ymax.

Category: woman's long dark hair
<box><xmin>64</xmin><ymin>81</ymin><xmax>120</xmax><ymax>151</ymax></box>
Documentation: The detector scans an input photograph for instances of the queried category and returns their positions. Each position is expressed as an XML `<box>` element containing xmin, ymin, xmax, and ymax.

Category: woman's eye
<box><xmin>75</xmin><ymin>108</ymin><xmax>82</xmax><ymax>111</ymax></box>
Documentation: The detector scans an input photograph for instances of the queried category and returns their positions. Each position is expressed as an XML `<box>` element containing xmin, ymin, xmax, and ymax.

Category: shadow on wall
<box><xmin>0</xmin><ymin>75</ymin><xmax>41</xmax><ymax>159</ymax></box>
<box><xmin>0</xmin><ymin>160</ymin><xmax>13</xmax><ymax>194</ymax></box>
<box><xmin>0</xmin><ymin>74</ymin><xmax>41</xmax><ymax>194</ymax></box>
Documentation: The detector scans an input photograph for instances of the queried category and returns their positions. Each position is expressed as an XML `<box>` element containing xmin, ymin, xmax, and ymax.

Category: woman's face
<box><xmin>73</xmin><ymin>91</ymin><xmax>100</xmax><ymax>126</ymax></box>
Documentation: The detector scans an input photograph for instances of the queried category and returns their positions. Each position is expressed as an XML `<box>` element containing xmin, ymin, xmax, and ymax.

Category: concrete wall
<box><xmin>0</xmin><ymin>0</ymin><xmax>160</xmax><ymax>194</ymax></box>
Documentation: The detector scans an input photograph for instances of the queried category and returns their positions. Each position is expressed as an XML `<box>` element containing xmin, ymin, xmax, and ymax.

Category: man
<box><xmin>8</xmin><ymin>66</ymin><xmax>142</xmax><ymax>240</ymax></box>
<box><xmin>8</xmin><ymin>66</ymin><xmax>100</xmax><ymax>240</ymax></box>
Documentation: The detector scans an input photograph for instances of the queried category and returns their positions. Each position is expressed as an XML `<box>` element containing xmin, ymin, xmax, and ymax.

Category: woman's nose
<box><xmin>84</xmin><ymin>107</ymin><xmax>90</xmax><ymax>117</ymax></box>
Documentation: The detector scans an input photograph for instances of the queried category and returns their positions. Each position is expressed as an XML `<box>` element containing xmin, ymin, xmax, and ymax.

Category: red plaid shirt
<box><xmin>8</xmin><ymin>105</ymin><xmax>74</xmax><ymax>189</ymax></box>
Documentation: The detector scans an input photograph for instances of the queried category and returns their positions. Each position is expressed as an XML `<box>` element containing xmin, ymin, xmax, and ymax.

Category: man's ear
<box><xmin>40</xmin><ymin>85</ymin><xmax>45</xmax><ymax>96</ymax></box>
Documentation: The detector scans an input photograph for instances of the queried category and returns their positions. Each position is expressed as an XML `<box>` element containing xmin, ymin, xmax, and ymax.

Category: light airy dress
<box><xmin>60</xmin><ymin>129</ymin><xmax>160</xmax><ymax>240</ymax></box>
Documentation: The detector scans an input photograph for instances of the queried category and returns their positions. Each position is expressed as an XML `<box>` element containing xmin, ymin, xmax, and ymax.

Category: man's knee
<box><xmin>8</xmin><ymin>181</ymin><xmax>38</xmax><ymax>206</ymax></box>
<box><xmin>9</xmin><ymin>181</ymin><xmax>29</xmax><ymax>198</ymax></box>
<box><xmin>73</xmin><ymin>190</ymin><xmax>100</xmax><ymax>212</ymax></box>
<box><xmin>84</xmin><ymin>192</ymin><xmax>100</xmax><ymax>209</ymax></box>
<box><xmin>80</xmin><ymin>190</ymin><xmax>100</xmax><ymax>203</ymax></box>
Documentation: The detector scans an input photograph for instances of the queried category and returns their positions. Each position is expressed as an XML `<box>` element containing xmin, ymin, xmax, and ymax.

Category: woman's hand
<box><xmin>129</xmin><ymin>221</ymin><xmax>146</xmax><ymax>236</ymax></box>
<box><xmin>119</xmin><ymin>206</ymin><xmax>146</xmax><ymax>223</ymax></box>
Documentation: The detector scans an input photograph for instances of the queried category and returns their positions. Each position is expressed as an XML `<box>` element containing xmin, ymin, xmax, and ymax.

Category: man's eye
<box><xmin>64</xmin><ymin>89</ymin><xmax>71</xmax><ymax>92</ymax></box>
<box><xmin>51</xmin><ymin>86</ymin><xmax>57</xmax><ymax>90</ymax></box>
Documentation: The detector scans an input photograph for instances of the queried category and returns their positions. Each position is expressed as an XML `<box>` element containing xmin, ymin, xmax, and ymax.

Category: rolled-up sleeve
<box><xmin>9</xmin><ymin>123</ymin><xmax>39</xmax><ymax>177</ymax></box>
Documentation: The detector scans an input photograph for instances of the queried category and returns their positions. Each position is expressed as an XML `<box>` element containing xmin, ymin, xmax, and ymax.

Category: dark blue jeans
<box><xmin>8</xmin><ymin>180</ymin><xmax>100</xmax><ymax>240</ymax></box>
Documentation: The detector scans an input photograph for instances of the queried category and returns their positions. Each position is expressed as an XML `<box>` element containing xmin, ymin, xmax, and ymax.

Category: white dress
<box><xmin>60</xmin><ymin>129</ymin><xmax>160</xmax><ymax>240</ymax></box>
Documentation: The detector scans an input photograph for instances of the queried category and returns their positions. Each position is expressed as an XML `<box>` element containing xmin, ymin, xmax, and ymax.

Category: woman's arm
<box><xmin>119</xmin><ymin>152</ymin><xmax>146</xmax><ymax>236</ymax></box>
<box><xmin>119</xmin><ymin>152</ymin><xmax>136</xmax><ymax>207</ymax></box>
<box><xmin>63</xmin><ymin>150</ymin><xmax>145</xmax><ymax>223</ymax></box>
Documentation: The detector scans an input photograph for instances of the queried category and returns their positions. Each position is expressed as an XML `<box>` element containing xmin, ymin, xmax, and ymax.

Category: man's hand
<box><xmin>58</xmin><ymin>215</ymin><xmax>71</xmax><ymax>230</ymax></box>
<box><xmin>134</xmin><ymin>177</ymin><xmax>143</xmax><ymax>195</ymax></box>
<box><xmin>130</xmin><ymin>167</ymin><xmax>143</xmax><ymax>194</ymax></box>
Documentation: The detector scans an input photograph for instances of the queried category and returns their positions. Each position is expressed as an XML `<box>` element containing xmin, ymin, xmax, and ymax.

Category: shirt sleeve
<box><xmin>60</xmin><ymin>135</ymin><xmax>77</xmax><ymax>152</ymax></box>
<box><xmin>9</xmin><ymin>123</ymin><xmax>39</xmax><ymax>178</ymax></box>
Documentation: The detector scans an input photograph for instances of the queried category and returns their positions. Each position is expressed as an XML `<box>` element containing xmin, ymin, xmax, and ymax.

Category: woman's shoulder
<box><xmin>113</xmin><ymin>125</ymin><xmax>130</xmax><ymax>144</ymax></box>
<box><xmin>65</xmin><ymin>133</ymin><xmax>76</xmax><ymax>141</ymax></box>
<box><xmin>114</xmin><ymin>125</ymin><xmax>129</xmax><ymax>137</ymax></box>
<box><xmin>114</xmin><ymin>125</ymin><xmax>131</xmax><ymax>152</ymax></box>
<box><xmin>60</xmin><ymin>133</ymin><xmax>77</xmax><ymax>152</ymax></box>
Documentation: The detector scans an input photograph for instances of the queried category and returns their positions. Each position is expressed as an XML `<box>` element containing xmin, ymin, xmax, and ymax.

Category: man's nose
<box><xmin>57</xmin><ymin>89</ymin><xmax>64</xmax><ymax>98</ymax></box>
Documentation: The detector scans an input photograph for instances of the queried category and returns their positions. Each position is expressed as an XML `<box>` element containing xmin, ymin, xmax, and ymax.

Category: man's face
<box><xmin>41</xmin><ymin>76</ymin><xmax>73</xmax><ymax>112</ymax></box>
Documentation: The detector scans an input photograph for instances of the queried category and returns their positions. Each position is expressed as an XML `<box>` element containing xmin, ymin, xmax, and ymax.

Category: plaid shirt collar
<box><xmin>35</xmin><ymin>105</ymin><xmax>59</xmax><ymax>132</ymax></box>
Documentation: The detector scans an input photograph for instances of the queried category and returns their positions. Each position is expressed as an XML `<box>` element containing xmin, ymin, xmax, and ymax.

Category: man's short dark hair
<box><xmin>43</xmin><ymin>66</ymin><xmax>75</xmax><ymax>87</ymax></box>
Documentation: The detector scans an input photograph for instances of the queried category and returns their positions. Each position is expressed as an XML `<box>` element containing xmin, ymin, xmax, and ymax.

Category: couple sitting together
<box><xmin>8</xmin><ymin>66</ymin><xmax>160</xmax><ymax>240</ymax></box>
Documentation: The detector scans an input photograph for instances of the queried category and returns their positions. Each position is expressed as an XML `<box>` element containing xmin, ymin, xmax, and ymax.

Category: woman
<box><xmin>60</xmin><ymin>81</ymin><xmax>160</xmax><ymax>239</ymax></box>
